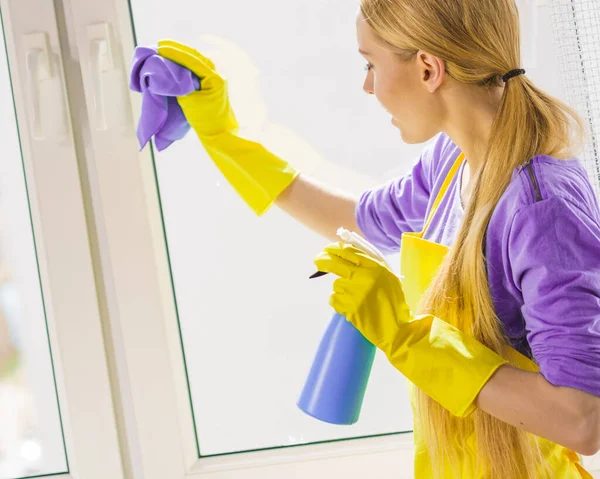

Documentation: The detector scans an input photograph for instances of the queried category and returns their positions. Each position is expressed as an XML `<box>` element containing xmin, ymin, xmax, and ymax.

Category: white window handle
<box><xmin>87</xmin><ymin>23</ymin><xmax>114</xmax><ymax>131</ymax></box>
<box><xmin>22</xmin><ymin>32</ymin><xmax>71</xmax><ymax>142</ymax></box>
<box><xmin>23</xmin><ymin>32</ymin><xmax>53</xmax><ymax>140</ymax></box>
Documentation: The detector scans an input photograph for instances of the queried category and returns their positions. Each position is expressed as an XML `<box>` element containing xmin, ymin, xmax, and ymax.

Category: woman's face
<box><xmin>356</xmin><ymin>11</ymin><xmax>446</xmax><ymax>143</ymax></box>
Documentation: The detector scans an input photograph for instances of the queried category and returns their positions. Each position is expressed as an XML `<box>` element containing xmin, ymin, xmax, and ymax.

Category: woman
<box><xmin>156</xmin><ymin>0</ymin><xmax>600</xmax><ymax>477</ymax></box>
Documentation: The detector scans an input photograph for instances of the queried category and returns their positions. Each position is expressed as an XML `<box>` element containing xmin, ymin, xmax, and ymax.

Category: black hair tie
<box><xmin>502</xmin><ymin>69</ymin><xmax>526</xmax><ymax>83</ymax></box>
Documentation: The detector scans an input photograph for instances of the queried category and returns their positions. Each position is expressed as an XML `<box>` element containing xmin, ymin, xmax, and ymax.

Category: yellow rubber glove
<box><xmin>157</xmin><ymin>39</ymin><xmax>299</xmax><ymax>216</ymax></box>
<box><xmin>313</xmin><ymin>242</ymin><xmax>509</xmax><ymax>418</ymax></box>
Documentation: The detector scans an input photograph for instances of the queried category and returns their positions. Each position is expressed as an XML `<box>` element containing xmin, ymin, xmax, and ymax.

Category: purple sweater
<box><xmin>356</xmin><ymin>132</ymin><xmax>600</xmax><ymax>397</ymax></box>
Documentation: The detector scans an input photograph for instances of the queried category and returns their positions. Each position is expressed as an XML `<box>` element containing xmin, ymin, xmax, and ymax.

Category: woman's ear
<box><xmin>416</xmin><ymin>51</ymin><xmax>446</xmax><ymax>93</ymax></box>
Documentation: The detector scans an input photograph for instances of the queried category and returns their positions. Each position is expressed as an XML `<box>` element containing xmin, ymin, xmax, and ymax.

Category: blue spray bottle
<box><xmin>297</xmin><ymin>228</ymin><xmax>386</xmax><ymax>425</ymax></box>
<box><xmin>297</xmin><ymin>311</ymin><xmax>376</xmax><ymax>425</ymax></box>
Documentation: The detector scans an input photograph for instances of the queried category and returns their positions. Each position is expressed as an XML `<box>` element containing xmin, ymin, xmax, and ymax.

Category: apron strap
<box><xmin>420</xmin><ymin>152</ymin><xmax>466</xmax><ymax>236</ymax></box>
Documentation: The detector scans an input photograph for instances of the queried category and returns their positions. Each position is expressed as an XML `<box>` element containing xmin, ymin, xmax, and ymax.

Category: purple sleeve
<box><xmin>508</xmin><ymin>196</ymin><xmax>600</xmax><ymax>396</ymax></box>
<box><xmin>355</xmin><ymin>133</ymin><xmax>448</xmax><ymax>253</ymax></box>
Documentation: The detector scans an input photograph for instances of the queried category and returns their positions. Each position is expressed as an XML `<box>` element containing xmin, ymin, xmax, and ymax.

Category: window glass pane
<box><xmin>127</xmin><ymin>0</ymin><xmax>415</xmax><ymax>457</ymax></box>
<box><xmin>0</xmin><ymin>14</ymin><xmax>68</xmax><ymax>479</ymax></box>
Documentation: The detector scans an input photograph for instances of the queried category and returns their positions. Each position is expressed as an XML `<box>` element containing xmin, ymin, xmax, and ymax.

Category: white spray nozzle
<box><xmin>336</xmin><ymin>227</ymin><xmax>387</xmax><ymax>263</ymax></box>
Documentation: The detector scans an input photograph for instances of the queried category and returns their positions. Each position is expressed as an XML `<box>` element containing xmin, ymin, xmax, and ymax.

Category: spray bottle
<box><xmin>297</xmin><ymin>228</ymin><xmax>388</xmax><ymax>425</ymax></box>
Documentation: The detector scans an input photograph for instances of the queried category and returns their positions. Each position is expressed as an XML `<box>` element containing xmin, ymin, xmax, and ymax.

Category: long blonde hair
<box><xmin>360</xmin><ymin>0</ymin><xmax>587</xmax><ymax>477</ymax></box>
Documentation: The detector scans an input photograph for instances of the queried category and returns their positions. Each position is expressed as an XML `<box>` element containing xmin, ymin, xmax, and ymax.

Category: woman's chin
<box><xmin>396</xmin><ymin>125</ymin><xmax>418</xmax><ymax>143</ymax></box>
<box><xmin>392</xmin><ymin>117</ymin><xmax>412</xmax><ymax>141</ymax></box>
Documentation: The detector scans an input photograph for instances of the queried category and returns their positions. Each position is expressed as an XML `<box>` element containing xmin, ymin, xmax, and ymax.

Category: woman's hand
<box><xmin>156</xmin><ymin>39</ymin><xmax>298</xmax><ymax>216</ymax></box>
<box><xmin>313</xmin><ymin>242</ymin><xmax>412</xmax><ymax>352</ymax></box>
<box><xmin>315</xmin><ymin>241</ymin><xmax>509</xmax><ymax>418</ymax></box>
<box><xmin>158</xmin><ymin>39</ymin><xmax>239</xmax><ymax>137</ymax></box>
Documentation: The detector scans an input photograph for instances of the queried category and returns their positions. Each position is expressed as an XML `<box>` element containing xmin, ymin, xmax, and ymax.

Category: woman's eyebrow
<box><xmin>359</xmin><ymin>49</ymin><xmax>372</xmax><ymax>56</ymax></box>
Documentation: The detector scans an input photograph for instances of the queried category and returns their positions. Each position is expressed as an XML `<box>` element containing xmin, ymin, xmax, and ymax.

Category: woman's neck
<box><xmin>444</xmin><ymin>83</ymin><xmax>505</xmax><ymax>205</ymax></box>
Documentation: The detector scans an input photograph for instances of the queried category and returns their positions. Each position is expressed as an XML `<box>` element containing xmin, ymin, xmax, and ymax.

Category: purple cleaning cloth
<box><xmin>129</xmin><ymin>45</ymin><xmax>200</xmax><ymax>151</ymax></box>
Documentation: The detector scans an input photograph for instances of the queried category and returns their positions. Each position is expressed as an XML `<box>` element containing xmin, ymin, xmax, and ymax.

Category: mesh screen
<box><xmin>550</xmin><ymin>0</ymin><xmax>600</xmax><ymax>199</ymax></box>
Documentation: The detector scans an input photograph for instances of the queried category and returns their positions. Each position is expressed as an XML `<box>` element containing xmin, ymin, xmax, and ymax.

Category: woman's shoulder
<box><xmin>502</xmin><ymin>154</ymin><xmax>600</xmax><ymax>219</ymax></box>
<box><xmin>487</xmin><ymin>154</ymin><xmax>600</xmax><ymax>245</ymax></box>
<box><xmin>486</xmin><ymin>155</ymin><xmax>600</xmax><ymax>301</ymax></box>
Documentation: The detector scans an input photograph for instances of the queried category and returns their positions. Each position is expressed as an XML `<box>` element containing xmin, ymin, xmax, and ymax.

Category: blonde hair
<box><xmin>360</xmin><ymin>0</ymin><xmax>587</xmax><ymax>477</ymax></box>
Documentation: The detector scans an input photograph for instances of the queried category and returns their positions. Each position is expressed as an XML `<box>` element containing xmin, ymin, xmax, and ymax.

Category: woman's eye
<box><xmin>364</xmin><ymin>63</ymin><xmax>373</xmax><ymax>72</ymax></box>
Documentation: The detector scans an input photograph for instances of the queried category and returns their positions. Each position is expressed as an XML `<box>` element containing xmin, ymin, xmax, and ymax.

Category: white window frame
<box><xmin>0</xmin><ymin>0</ymin><xmax>124</xmax><ymax>477</ymax></box>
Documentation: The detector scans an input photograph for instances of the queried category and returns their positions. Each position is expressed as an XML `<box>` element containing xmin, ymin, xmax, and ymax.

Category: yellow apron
<box><xmin>399</xmin><ymin>151</ymin><xmax>591</xmax><ymax>478</ymax></box>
